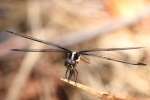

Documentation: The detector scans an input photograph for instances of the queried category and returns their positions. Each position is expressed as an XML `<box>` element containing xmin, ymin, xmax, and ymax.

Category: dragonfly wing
<box><xmin>6</xmin><ymin>30</ymin><xmax>71</xmax><ymax>52</ymax></box>
<box><xmin>80</xmin><ymin>53</ymin><xmax>146</xmax><ymax>66</ymax></box>
<box><xmin>11</xmin><ymin>48</ymin><xmax>66</xmax><ymax>53</ymax></box>
<box><xmin>79</xmin><ymin>47</ymin><xmax>143</xmax><ymax>53</ymax></box>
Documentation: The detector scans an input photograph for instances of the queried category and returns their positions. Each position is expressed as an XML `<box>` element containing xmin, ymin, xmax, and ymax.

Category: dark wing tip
<box><xmin>11</xmin><ymin>49</ymin><xmax>20</xmax><ymax>51</ymax></box>
<box><xmin>137</xmin><ymin>62</ymin><xmax>147</xmax><ymax>66</ymax></box>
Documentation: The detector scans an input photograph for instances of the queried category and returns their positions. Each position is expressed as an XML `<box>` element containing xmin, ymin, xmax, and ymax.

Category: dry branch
<box><xmin>61</xmin><ymin>78</ymin><xmax>126</xmax><ymax>100</ymax></box>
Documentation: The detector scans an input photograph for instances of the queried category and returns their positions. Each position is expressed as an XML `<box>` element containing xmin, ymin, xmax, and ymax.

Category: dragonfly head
<box><xmin>65</xmin><ymin>52</ymin><xmax>80</xmax><ymax>67</ymax></box>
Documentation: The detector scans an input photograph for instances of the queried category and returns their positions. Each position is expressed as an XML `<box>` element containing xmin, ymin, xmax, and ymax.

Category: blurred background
<box><xmin>0</xmin><ymin>0</ymin><xmax>150</xmax><ymax>100</ymax></box>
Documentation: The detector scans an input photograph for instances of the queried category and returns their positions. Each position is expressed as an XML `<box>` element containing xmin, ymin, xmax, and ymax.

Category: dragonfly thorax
<box><xmin>65</xmin><ymin>52</ymin><xmax>80</xmax><ymax>66</ymax></box>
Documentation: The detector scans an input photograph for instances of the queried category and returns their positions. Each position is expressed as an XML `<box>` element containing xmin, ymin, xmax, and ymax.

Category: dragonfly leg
<box><xmin>72</xmin><ymin>69</ymin><xmax>76</xmax><ymax>82</ymax></box>
<box><xmin>65</xmin><ymin>67</ymin><xmax>69</xmax><ymax>79</ymax></box>
<box><xmin>74</xmin><ymin>68</ymin><xmax>78</xmax><ymax>83</ymax></box>
<box><xmin>68</xmin><ymin>70</ymin><xmax>73</xmax><ymax>80</ymax></box>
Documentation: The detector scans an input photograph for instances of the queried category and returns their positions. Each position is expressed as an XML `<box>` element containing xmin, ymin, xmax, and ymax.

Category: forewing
<box><xmin>6</xmin><ymin>30</ymin><xmax>71</xmax><ymax>52</ymax></box>
<box><xmin>11</xmin><ymin>48</ymin><xmax>66</xmax><ymax>53</ymax></box>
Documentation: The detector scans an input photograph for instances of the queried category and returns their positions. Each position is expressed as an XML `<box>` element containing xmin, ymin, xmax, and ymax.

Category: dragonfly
<box><xmin>6</xmin><ymin>30</ymin><xmax>146</xmax><ymax>82</ymax></box>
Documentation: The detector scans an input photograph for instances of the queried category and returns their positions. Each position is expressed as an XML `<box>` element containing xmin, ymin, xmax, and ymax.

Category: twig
<box><xmin>61</xmin><ymin>78</ymin><xmax>125</xmax><ymax>100</ymax></box>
